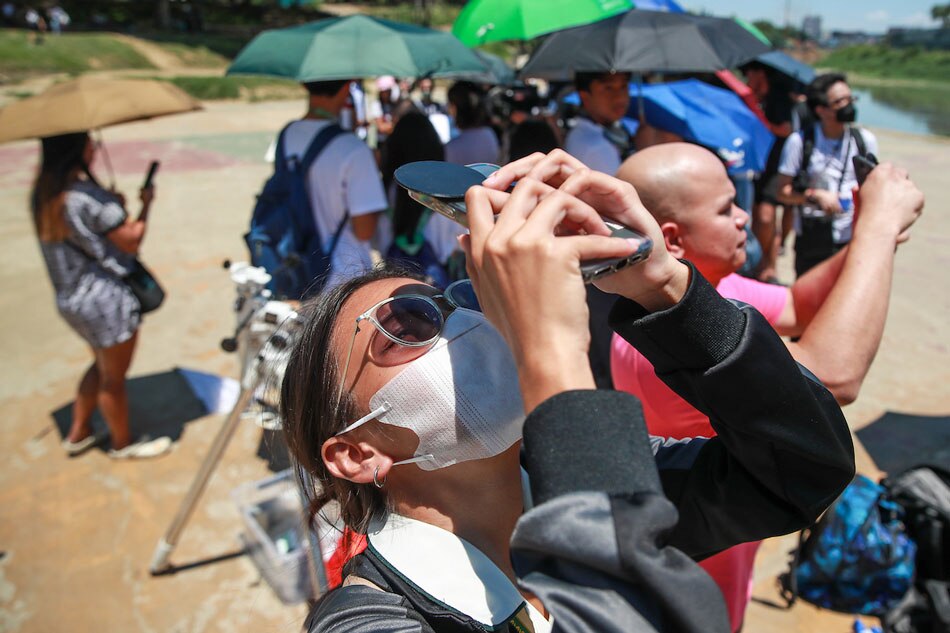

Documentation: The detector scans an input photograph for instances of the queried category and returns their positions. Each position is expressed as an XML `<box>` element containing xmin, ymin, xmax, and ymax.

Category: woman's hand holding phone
<box><xmin>462</xmin><ymin>150</ymin><xmax>689</xmax><ymax>409</ymax></box>
<box><xmin>479</xmin><ymin>150</ymin><xmax>689</xmax><ymax>311</ymax></box>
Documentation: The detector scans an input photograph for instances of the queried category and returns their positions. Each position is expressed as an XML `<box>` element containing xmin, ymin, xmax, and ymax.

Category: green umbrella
<box><xmin>734</xmin><ymin>17</ymin><xmax>771</xmax><ymax>46</ymax></box>
<box><xmin>452</xmin><ymin>0</ymin><xmax>634</xmax><ymax>46</ymax></box>
<box><xmin>227</xmin><ymin>15</ymin><xmax>487</xmax><ymax>81</ymax></box>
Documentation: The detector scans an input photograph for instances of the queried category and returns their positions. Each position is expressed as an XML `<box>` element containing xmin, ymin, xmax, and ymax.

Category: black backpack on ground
<box><xmin>880</xmin><ymin>465</ymin><xmax>950</xmax><ymax>633</ymax></box>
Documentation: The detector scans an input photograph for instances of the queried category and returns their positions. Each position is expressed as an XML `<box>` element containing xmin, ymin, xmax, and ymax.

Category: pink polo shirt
<box><xmin>611</xmin><ymin>273</ymin><xmax>788</xmax><ymax>632</ymax></box>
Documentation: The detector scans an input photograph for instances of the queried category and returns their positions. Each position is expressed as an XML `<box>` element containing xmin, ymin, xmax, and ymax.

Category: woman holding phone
<box><xmin>31</xmin><ymin>131</ymin><xmax>170</xmax><ymax>459</ymax></box>
<box><xmin>280</xmin><ymin>151</ymin><xmax>854</xmax><ymax>632</ymax></box>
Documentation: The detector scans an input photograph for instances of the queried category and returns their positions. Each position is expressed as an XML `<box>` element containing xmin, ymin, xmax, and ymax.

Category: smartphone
<box><xmin>396</xmin><ymin>161</ymin><xmax>653</xmax><ymax>283</ymax></box>
<box><xmin>143</xmin><ymin>160</ymin><xmax>160</xmax><ymax>189</ymax></box>
<box><xmin>852</xmin><ymin>153</ymin><xmax>878</xmax><ymax>186</ymax></box>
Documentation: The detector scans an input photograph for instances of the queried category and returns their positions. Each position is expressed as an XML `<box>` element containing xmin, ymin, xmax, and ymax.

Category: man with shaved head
<box><xmin>611</xmin><ymin>142</ymin><xmax>923</xmax><ymax>631</ymax></box>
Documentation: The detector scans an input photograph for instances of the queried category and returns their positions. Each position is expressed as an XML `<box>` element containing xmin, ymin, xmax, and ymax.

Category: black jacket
<box><xmin>307</xmin><ymin>266</ymin><xmax>855</xmax><ymax>633</ymax></box>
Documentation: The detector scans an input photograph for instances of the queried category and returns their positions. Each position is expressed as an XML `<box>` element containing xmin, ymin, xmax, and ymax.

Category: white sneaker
<box><xmin>108</xmin><ymin>436</ymin><xmax>173</xmax><ymax>459</ymax></box>
<box><xmin>62</xmin><ymin>433</ymin><xmax>107</xmax><ymax>457</ymax></box>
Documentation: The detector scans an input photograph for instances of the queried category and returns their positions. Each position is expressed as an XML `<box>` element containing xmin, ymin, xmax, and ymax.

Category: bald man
<box><xmin>611</xmin><ymin>143</ymin><xmax>923</xmax><ymax>631</ymax></box>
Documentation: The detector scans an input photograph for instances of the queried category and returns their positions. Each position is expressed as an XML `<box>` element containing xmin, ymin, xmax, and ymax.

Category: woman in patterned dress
<box><xmin>32</xmin><ymin>132</ymin><xmax>170</xmax><ymax>459</ymax></box>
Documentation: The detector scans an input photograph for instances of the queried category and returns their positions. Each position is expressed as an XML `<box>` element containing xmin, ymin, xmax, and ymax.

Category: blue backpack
<box><xmin>245</xmin><ymin>122</ymin><xmax>346</xmax><ymax>299</ymax></box>
<box><xmin>780</xmin><ymin>474</ymin><xmax>917</xmax><ymax>615</ymax></box>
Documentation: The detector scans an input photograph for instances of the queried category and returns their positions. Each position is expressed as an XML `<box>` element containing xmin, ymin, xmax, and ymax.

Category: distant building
<box><xmin>886</xmin><ymin>27</ymin><xmax>950</xmax><ymax>50</ymax></box>
<box><xmin>827</xmin><ymin>30</ymin><xmax>879</xmax><ymax>48</ymax></box>
<box><xmin>802</xmin><ymin>15</ymin><xmax>822</xmax><ymax>41</ymax></box>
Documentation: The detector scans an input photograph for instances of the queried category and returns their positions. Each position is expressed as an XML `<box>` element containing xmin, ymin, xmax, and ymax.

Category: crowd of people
<box><xmin>3</xmin><ymin>2</ymin><xmax>70</xmax><ymax>40</ymax></box>
<box><xmin>29</xmin><ymin>50</ymin><xmax>926</xmax><ymax>632</ymax></box>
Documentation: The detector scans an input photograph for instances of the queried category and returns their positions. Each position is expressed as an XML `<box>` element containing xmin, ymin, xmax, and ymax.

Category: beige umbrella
<box><xmin>0</xmin><ymin>76</ymin><xmax>202</xmax><ymax>144</ymax></box>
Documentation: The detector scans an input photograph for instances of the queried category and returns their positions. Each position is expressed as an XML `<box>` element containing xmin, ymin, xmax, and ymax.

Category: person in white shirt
<box><xmin>281</xmin><ymin>79</ymin><xmax>387</xmax><ymax>290</ymax></box>
<box><xmin>564</xmin><ymin>71</ymin><xmax>633</xmax><ymax>175</ymax></box>
<box><xmin>776</xmin><ymin>73</ymin><xmax>878</xmax><ymax>275</ymax></box>
<box><xmin>444</xmin><ymin>82</ymin><xmax>499</xmax><ymax>166</ymax></box>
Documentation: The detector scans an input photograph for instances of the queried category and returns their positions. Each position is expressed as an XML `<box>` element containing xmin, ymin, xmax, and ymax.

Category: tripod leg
<box><xmin>149</xmin><ymin>384</ymin><xmax>257</xmax><ymax>575</ymax></box>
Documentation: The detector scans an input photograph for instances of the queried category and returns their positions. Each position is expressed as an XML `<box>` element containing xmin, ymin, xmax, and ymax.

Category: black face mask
<box><xmin>836</xmin><ymin>103</ymin><xmax>857</xmax><ymax>123</ymax></box>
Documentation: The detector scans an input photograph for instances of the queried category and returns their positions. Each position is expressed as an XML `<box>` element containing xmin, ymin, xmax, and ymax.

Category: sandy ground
<box><xmin>0</xmin><ymin>100</ymin><xmax>947</xmax><ymax>633</ymax></box>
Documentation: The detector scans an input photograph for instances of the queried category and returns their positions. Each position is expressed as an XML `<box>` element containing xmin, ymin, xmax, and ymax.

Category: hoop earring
<box><xmin>373</xmin><ymin>465</ymin><xmax>387</xmax><ymax>489</ymax></box>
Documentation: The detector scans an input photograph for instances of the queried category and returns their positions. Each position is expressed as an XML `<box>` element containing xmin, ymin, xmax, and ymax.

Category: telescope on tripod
<box><xmin>148</xmin><ymin>261</ymin><xmax>327</xmax><ymax>599</ymax></box>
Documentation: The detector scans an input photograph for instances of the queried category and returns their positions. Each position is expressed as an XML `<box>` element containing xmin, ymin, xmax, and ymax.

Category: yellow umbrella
<box><xmin>0</xmin><ymin>76</ymin><xmax>202</xmax><ymax>144</ymax></box>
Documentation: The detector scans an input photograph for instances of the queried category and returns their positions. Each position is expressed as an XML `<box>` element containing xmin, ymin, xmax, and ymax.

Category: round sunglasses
<box><xmin>335</xmin><ymin>279</ymin><xmax>481</xmax><ymax>408</ymax></box>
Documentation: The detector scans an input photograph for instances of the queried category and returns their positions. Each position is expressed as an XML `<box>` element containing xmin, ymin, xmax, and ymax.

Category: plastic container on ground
<box><xmin>231</xmin><ymin>469</ymin><xmax>315</xmax><ymax>604</ymax></box>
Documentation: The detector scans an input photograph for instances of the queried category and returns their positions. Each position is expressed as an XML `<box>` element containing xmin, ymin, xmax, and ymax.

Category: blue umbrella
<box><xmin>754</xmin><ymin>50</ymin><xmax>816</xmax><ymax>86</ymax></box>
<box><xmin>633</xmin><ymin>0</ymin><xmax>685</xmax><ymax>11</ymax></box>
<box><xmin>631</xmin><ymin>79</ymin><xmax>775</xmax><ymax>173</ymax></box>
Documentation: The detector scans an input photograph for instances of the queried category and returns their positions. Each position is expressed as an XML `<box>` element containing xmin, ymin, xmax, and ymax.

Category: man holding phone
<box><xmin>612</xmin><ymin>142</ymin><xmax>922</xmax><ymax>631</ymax></box>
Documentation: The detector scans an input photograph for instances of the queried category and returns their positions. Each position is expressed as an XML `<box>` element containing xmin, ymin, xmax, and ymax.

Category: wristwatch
<box><xmin>804</xmin><ymin>189</ymin><xmax>819</xmax><ymax>205</ymax></box>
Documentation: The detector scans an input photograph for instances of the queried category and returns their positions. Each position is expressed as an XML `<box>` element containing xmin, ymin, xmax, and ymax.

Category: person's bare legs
<box><xmin>66</xmin><ymin>360</ymin><xmax>99</xmax><ymax>443</ymax></box>
<box><xmin>780</xmin><ymin>205</ymin><xmax>794</xmax><ymax>253</ymax></box>
<box><xmin>94</xmin><ymin>332</ymin><xmax>138</xmax><ymax>450</ymax></box>
<box><xmin>753</xmin><ymin>200</ymin><xmax>778</xmax><ymax>281</ymax></box>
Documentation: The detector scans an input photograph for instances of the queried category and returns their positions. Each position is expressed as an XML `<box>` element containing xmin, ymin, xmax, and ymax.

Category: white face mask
<box><xmin>336</xmin><ymin>309</ymin><xmax>525</xmax><ymax>471</ymax></box>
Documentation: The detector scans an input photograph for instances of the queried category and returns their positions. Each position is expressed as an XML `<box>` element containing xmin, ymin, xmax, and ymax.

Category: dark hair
<box><xmin>575</xmin><ymin>71</ymin><xmax>631</xmax><ymax>93</ymax></box>
<box><xmin>304</xmin><ymin>79</ymin><xmax>350</xmax><ymax>97</ymax></box>
<box><xmin>31</xmin><ymin>131</ymin><xmax>92</xmax><ymax>242</ymax></box>
<box><xmin>807</xmin><ymin>72</ymin><xmax>848</xmax><ymax>113</ymax></box>
<box><xmin>380</xmin><ymin>111</ymin><xmax>445</xmax><ymax>240</ymax></box>
<box><xmin>279</xmin><ymin>263</ymin><xmax>425</xmax><ymax>533</ymax></box>
<box><xmin>447</xmin><ymin>81</ymin><xmax>487</xmax><ymax>129</ymax></box>
<box><xmin>508</xmin><ymin>119</ymin><xmax>559</xmax><ymax>162</ymax></box>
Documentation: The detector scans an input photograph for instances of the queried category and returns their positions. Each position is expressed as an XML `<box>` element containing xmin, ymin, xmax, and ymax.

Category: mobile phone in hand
<box><xmin>853</xmin><ymin>153</ymin><xmax>878</xmax><ymax>186</ymax></box>
<box><xmin>395</xmin><ymin>161</ymin><xmax>653</xmax><ymax>283</ymax></box>
<box><xmin>143</xmin><ymin>160</ymin><xmax>160</xmax><ymax>189</ymax></box>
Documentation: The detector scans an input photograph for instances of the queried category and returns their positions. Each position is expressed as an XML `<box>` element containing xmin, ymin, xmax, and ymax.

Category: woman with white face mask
<box><xmin>279</xmin><ymin>151</ymin><xmax>854</xmax><ymax>633</ymax></box>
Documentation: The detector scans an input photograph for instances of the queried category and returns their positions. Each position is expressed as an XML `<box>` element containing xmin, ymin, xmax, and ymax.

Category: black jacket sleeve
<box><xmin>609</xmin><ymin>265</ymin><xmax>855</xmax><ymax>560</ymax></box>
<box><xmin>514</xmin><ymin>391</ymin><xmax>732</xmax><ymax>633</ymax></box>
<box><xmin>511</xmin><ymin>263</ymin><xmax>854</xmax><ymax>632</ymax></box>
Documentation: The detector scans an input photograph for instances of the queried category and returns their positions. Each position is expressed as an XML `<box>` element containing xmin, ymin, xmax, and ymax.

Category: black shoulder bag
<box><xmin>65</xmin><ymin>239</ymin><xmax>165</xmax><ymax>314</ymax></box>
<box><xmin>123</xmin><ymin>258</ymin><xmax>165</xmax><ymax>314</ymax></box>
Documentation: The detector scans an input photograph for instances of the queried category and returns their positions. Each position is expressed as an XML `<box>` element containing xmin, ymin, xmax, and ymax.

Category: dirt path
<box><xmin>111</xmin><ymin>33</ymin><xmax>189</xmax><ymax>71</ymax></box>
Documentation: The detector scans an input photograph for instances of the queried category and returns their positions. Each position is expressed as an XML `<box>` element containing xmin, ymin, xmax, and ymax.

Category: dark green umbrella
<box><xmin>227</xmin><ymin>15</ymin><xmax>487</xmax><ymax>81</ymax></box>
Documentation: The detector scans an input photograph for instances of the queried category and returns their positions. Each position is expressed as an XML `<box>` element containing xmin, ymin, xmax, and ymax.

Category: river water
<box><xmin>852</xmin><ymin>85</ymin><xmax>950</xmax><ymax>138</ymax></box>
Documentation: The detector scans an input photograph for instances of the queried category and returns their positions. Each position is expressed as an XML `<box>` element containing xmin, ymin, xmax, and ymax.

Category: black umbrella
<box><xmin>519</xmin><ymin>10</ymin><xmax>770</xmax><ymax>81</ymax></box>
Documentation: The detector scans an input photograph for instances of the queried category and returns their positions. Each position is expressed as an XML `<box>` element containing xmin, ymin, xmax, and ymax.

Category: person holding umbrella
<box><xmin>0</xmin><ymin>77</ymin><xmax>200</xmax><ymax>458</ymax></box>
<box><xmin>32</xmin><ymin>132</ymin><xmax>171</xmax><ymax>459</ymax></box>
<box><xmin>564</xmin><ymin>71</ymin><xmax>634</xmax><ymax>175</ymax></box>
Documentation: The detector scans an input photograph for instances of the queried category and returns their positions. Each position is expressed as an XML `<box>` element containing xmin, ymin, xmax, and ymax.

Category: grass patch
<box><xmin>820</xmin><ymin>45</ymin><xmax>950</xmax><ymax>84</ymax></box>
<box><xmin>361</xmin><ymin>2</ymin><xmax>462</xmax><ymax>28</ymax></box>
<box><xmin>150</xmin><ymin>41</ymin><xmax>231</xmax><ymax>68</ymax></box>
<box><xmin>156</xmin><ymin>75</ymin><xmax>303</xmax><ymax>101</ymax></box>
<box><xmin>138</xmin><ymin>32</ymin><xmax>254</xmax><ymax>62</ymax></box>
<box><xmin>0</xmin><ymin>28</ymin><xmax>153</xmax><ymax>80</ymax></box>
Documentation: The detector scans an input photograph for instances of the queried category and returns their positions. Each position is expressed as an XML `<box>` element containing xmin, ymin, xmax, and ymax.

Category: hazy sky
<box><xmin>684</xmin><ymin>1</ymin><xmax>942</xmax><ymax>32</ymax></box>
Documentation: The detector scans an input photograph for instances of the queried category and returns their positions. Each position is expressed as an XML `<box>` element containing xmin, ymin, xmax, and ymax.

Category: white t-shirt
<box><xmin>778</xmin><ymin>125</ymin><xmax>878</xmax><ymax>243</ymax></box>
<box><xmin>564</xmin><ymin>117</ymin><xmax>622</xmax><ymax>175</ymax></box>
<box><xmin>444</xmin><ymin>127</ymin><xmax>500</xmax><ymax>166</ymax></box>
<box><xmin>282</xmin><ymin>119</ymin><xmax>387</xmax><ymax>289</ymax></box>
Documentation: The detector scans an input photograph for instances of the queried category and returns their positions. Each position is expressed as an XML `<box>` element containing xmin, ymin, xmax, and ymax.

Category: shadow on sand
<box><xmin>856</xmin><ymin>411</ymin><xmax>950</xmax><ymax>475</ymax></box>
<box><xmin>50</xmin><ymin>368</ymin><xmax>209</xmax><ymax>451</ymax></box>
